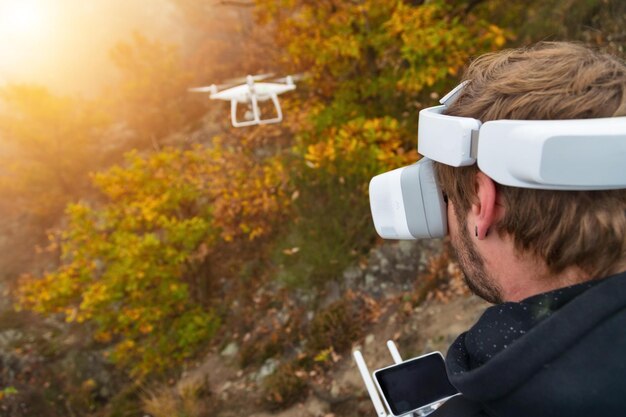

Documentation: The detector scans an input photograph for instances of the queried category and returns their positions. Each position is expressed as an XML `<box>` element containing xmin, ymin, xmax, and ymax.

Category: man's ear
<box><xmin>471</xmin><ymin>171</ymin><xmax>499</xmax><ymax>240</ymax></box>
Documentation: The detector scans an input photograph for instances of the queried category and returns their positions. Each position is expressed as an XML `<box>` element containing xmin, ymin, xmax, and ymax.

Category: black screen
<box><xmin>374</xmin><ymin>353</ymin><xmax>458</xmax><ymax>415</ymax></box>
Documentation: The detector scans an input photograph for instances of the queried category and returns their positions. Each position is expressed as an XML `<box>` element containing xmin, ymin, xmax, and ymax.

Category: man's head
<box><xmin>436</xmin><ymin>42</ymin><xmax>626</xmax><ymax>302</ymax></box>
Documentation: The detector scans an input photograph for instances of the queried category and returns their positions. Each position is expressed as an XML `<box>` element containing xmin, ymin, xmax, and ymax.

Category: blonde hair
<box><xmin>435</xmin><ymin>42</ymin><xmax>626</xmax><ymax>278</ymax></box>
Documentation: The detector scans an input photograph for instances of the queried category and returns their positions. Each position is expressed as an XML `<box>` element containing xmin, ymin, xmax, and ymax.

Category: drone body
<box><xmin>190</xmin><ymin>74</ymin><xmax>298</xmax><ymax>128</ymax></box>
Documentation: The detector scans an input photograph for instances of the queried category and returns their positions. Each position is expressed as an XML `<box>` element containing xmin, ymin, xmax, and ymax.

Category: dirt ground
<box><xmin>202</xmin><ymin>292</ymin><xmax>490</xmax><ymax>417</ymax></box>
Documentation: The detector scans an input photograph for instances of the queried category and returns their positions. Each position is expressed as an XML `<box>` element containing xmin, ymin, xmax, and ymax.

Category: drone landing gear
<box><xmin>230</xmin><ymin>93</ymin><xmax>283</xmax><ymax>128</ymax></box>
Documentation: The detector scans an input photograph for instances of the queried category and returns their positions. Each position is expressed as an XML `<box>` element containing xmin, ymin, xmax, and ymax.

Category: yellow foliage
<box><xmin>385</xmin><ymin>1</ymin><xmax>509</xmax><ymax>93</ymax></box>
<box><xmin>17</xmin><ymin>142</ymin><xmax>290</xmax><ymax>376</ymax></box>
<box><xmin>303</xmin><ymin>117</ymin><xmax>417</xmax><ymax>175</ymax></box>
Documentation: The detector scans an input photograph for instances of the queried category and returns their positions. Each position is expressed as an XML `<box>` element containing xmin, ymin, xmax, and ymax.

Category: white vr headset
<box><xmin>370</xmin><ymin>82</ymin><xmax>626</xmax><ymax>240</ymax></box>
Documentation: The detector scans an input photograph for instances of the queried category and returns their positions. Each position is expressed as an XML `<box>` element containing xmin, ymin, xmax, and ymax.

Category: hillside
<box><xmin>136</xmin><ymin>240</ymin><xmax>489</xmax><ymax>417</ymax></box>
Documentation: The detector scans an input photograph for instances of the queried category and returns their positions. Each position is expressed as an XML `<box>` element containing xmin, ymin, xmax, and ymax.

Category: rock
<box><xmin>342</xmin><ymin>266</ymin><xmax>362</xmax><ymax>287</ymax></box>
<box><xmin>357</xmin><ymin>239</ymin><xmax>445</xmax><ymax>294</ymax></box>
<box><xmin>221</xmin><ymin>342</ymin><xmax>239</xmax><ymax>358</ymax></box>
<box><xmin>0</xmin><ymin>330</ymin><xmax>22</xmax><ymax>349</ymax></box>
<box><xmin>256</xmin><ymin>358</ymin><xmax>279</xmax><ymax>381</ymax></box>
<box><xmin>277</xmin><ymin>309</ymin><xmax>290</xmax><ymax>325</ymax></box>
<box><xmin>320</xmin><ymin>281</ymin><xmax>341</xmax><ymax>308</ymax></box>
<box><xmin>398</xmin><ymin>240</ymin><xmax>415</xmax><ymax>258</ymax></box>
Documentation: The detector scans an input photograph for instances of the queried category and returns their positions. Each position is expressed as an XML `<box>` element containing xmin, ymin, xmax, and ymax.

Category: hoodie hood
<box><xmin>446</xmin><ymin>271</ymin><xmax>626</xmax><ymax>416</ymax></box>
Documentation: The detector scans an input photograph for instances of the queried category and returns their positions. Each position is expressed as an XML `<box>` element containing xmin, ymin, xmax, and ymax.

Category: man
<box><xmin>429</xmin><ymin>42</ymin><xmax>626</xmax><ymax>416</ymax></box>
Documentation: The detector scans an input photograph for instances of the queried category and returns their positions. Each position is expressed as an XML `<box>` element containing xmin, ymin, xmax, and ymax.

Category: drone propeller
<box><xmin>225</xmin><ymin>73</ymin><xmax>275</xmax><ymax>84</ymax></box>
<box><xmin>189</xmin><ymin>86</ymin><xmax>214</xmax><ymax>93</ymax></box>
<box><xmin>272</xmin><ymin>73</ymin><xmax>306</xmax><ymax>84</ymax></box>
<box><xmin>273</xmin><ymin>74</ymin><xmax>306</xmax><ymax>82</ymax></box>
<box><xmin>188</xmin><ymin>83</ymin><xmax>232</xmax><ymax>94</ymax></box>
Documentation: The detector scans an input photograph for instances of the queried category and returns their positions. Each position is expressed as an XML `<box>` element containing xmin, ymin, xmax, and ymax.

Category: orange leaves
<box><xmin>205</xmin><ymin>142</ymin><xmax>290</xmax><ymax>243</ymax></box>
<box><xmin>17</xmin><ymin>141</ymin><xmax>288</xmax><ymax>376</ymax></box>
<box><xmin>139</xmin><ymin>323</ymin><xmax>154</xmax><ymax>335</ymax></box>
<box><xmin>94</xmin><ymin>330</ymin><xmax>112</xmax><ymax>343</ymax></box>
<box><xmin>92</xmin><ymin>143</ymin><xmax>289</xmax><ymax>244</ymax></box>
<box><xmin>305</xmin><ymin>140</ymin><xmax>337</xmax><ymax>168</ymax></box>
<box><xmin>303</xmin><ymin>116</ymin><xmax>416</xmax><ymax>176</ymax></box>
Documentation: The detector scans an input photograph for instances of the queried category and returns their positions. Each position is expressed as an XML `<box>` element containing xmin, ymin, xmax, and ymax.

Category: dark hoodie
<box><xmin>433</xmin><ymin>270</ymin><xmax>626</xmax><ymax>417</ymax></box>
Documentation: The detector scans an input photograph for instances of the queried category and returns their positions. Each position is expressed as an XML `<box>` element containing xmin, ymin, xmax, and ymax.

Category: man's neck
<box><xmin>482</xmin><ymin>234</ymin><xmax>591</xmax><ymax>302</ymax></box>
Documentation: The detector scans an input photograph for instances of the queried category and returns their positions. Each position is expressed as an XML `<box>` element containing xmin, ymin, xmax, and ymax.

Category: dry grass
<box><xmin>141</xmin><ymin>376</ymin><xmax>210</xmax><ymax>417</ymax></box>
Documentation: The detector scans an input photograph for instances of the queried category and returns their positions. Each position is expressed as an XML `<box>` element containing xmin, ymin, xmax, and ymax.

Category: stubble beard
<box><xmin>451</xmin><ymin>218</ymin><xmax>504</xmax><ymax>304</ymax></box>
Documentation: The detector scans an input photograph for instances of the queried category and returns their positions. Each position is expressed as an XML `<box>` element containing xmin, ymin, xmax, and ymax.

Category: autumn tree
<box><xmin>256</xmin><ymin>0</ymin><xmax>506</xmax><ymax>128</ymax></box>
<box><xmin>255</xmin><ymin>0</ymin><xmax>508</xmax><ymax>286</ymax></box>
<box><xmin>18</xmin><ymin>140</ymin><xmax>290</xmax><ymax>376</ymax></box>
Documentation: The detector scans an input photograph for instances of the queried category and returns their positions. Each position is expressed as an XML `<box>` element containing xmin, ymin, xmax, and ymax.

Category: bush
<box><xmin>142</xmin><ymin>376</ymin><xmax>211</xmax><ymax>417</ymax></box>
<box><xmin>276</xmin><ymin>117</ymin><xmax>416</xmax><ymax>288</ymax></box>
<box><xmin>262</xmin><ymin>361</ymin><xmax>308</xmax><ymax>411</ymax></box>
<box><xmin>17</xmin><ymin>145</ymin><xmax>288</xmax><ymax>376</ymax></box>
<box><xmin>238</xmin><ymin>335</ymin><xmax>283</xmax><ymax>369</ymax></box>
<box><xmin>307</xmin><ymin>297</ymin><xmax>366</xmax><ymax>355</ymax></box>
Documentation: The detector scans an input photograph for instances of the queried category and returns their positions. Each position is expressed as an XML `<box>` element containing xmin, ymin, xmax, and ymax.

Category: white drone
<box><xmin>189</xmin><ymin>73</ymin><xmax>299</xmax><ymax>128</ymax></box>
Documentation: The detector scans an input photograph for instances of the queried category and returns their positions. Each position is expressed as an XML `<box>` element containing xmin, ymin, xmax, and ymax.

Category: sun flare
<box><xmin>0</xmin><ymin>0</ymin><xmax>50</xmax><ymax>40</ymax></box>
